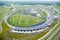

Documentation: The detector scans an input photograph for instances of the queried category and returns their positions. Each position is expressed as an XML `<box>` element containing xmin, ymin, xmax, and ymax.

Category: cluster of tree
<box><xmin>0</xmin><ymin>1</ymin><xmax>60</xmax><ymax>6</ymax></box>
<box><xmin>0</xmin><ymin>1</ymin><xmax>5</xmax><ymax>6</ymax></box>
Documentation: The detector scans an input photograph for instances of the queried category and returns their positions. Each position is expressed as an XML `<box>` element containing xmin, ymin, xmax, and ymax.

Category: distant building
<box><xmin>30</xmin><ymin>9</ymin><xmax>38</xmax><ymax>13</ymax></box>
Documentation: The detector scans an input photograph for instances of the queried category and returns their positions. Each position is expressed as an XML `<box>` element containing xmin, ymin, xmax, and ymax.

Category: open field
<box><xmin>0</xmin><ymin>6</ymin><xmax>11</xmax><ymax>19</ymax></box>
<box><xmin>0</xmin><ymin>20</ymin><xmax>10</xmax><ymax>40</ymax></box>
<box><xmin>8</xmin><ymin>13</ymin><xmax>46</xmax><ymax>28</ymax></box>
<box><xmin>7</xmin><ymin>6</ymin><xmax>47</xmax><ymax>28</ymax></box>
<box><xmin>54</xmin><ymin>5</ymin><xmax>60</xmax><ymax>12</ymax></box>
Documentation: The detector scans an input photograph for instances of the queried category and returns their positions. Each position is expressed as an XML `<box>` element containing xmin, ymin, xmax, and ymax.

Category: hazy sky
<box><xmin>1</xmin><ymin>0</ymin><xmax>60</xmax><ymax>1</ymax></box>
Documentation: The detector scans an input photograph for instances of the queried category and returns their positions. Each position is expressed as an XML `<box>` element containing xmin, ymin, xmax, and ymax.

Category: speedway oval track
<box><xmin>4</xmin><ymin>8</ymin><xmax>54</xmax><ymax>33</ymax></box>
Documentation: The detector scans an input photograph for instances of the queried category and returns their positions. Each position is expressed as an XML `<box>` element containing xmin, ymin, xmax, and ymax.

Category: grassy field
<box><xmin>0</xmin><ymin>20</ymin><xmax>10</xmax><ymax>40</ymax></box>
<box><xmin>4</xmin><ymin>28</ymin><xmax>50</xmax><ymax>40</ymax></box>
<box><xmin>40</xmin><ymin>9</ymin><xmax>47</xmax><ymax>17</ymax></box>
<box><xmin>8</xmin><ymin>13</ymin><xmax>45</xmax><ymax>28</ymax></box>
<box><xmin>54</xmin><ymin>5</ymin><xmax>60</xmax><ymax>15</ymax></box>
<box><xmin>0</xmin><ymin>6</ymin><xmax>11</xmax><ymax>19</ymax></box>
<box><xmin>7</xmin><ymin>7</ymin><xmax>47</xmax><ymax>28</ymax></box>
<box><xmin>17</xmin><ymin>5</ymin><xmax>32</xmax><ymax>11</ymax></box>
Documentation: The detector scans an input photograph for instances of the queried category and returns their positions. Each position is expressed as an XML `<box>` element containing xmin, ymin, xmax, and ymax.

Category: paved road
<box><xmin>46</xmin><ymin>26</ymin><xmax>60</xmax><ymax>40</ymax></box>
<box><xmin>53</xmin><ymin>32</ymin><xmax>60</xmax><ymax>40</ymax></box>
<box><xmin>0</xmin><ymin>17</ymin><xmax>3</xmax><ymax>33</ymax></box>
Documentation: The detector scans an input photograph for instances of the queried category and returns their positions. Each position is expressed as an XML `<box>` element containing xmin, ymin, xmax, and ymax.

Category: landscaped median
<box><xmin>38</xmin><ymin>21</ymin><xmax>58</xmax><ymax>40</ymax></box>
<box><xmin>0</xmin><ymin>20</ymin><xmax>10</xmax><ymax>40</ymax></box>
<box><xmin>46</xmin><ymin>24</ymin><xmax>60</xmax><ymax>40</ymax></box>
<box><xmin>52</xmin><ymin>29</ymin><xmax>60</xmax><ymax>40</ymax></box>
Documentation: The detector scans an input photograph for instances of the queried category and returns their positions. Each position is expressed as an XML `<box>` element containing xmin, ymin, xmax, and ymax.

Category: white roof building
<box><xmin>36</xmin><ymin>14</ymin><xmax>41</xmax><ymax>17</ymax></box>
<box><xmin>31</xmin><ymin>9</ymin><xmax>38</xmax><ymax>13</ymax></box>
